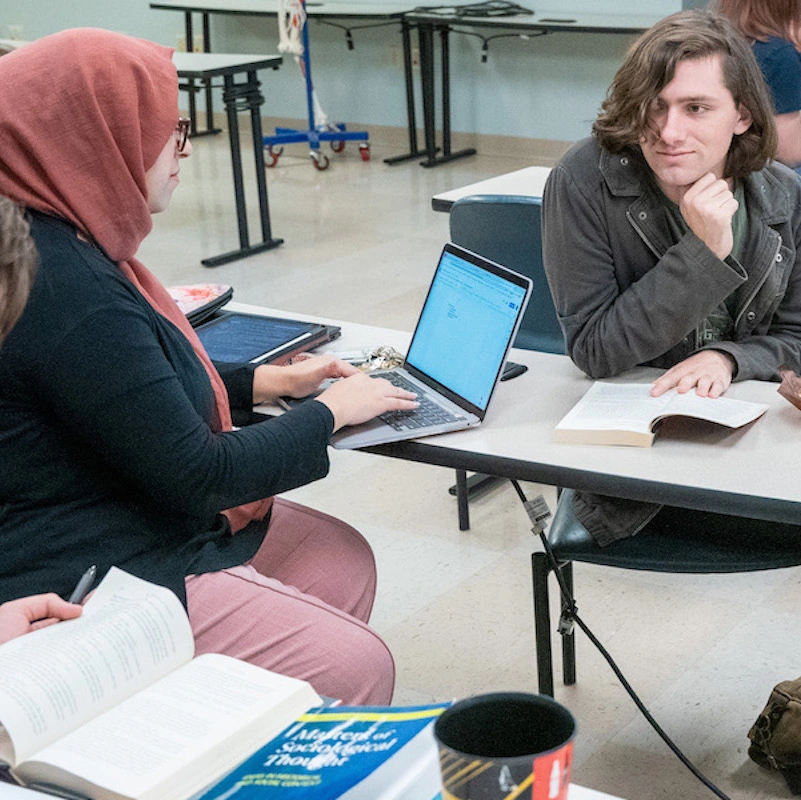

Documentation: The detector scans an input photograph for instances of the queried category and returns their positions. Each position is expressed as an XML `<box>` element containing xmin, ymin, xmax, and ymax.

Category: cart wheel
<box><xmin>330</xmin><ymin>140</ymin><xmax>346</xmax><ymax>153</ymax></box>
<box><xmin>359</xmin><ymin>143</ymin><xmax>370</xmax><ymax>162</ymax></box>
<box><xmin>265</xmin><ymin>145</ymin><xmax>283</xmax><ymax>168</ymax></box>
<box><xmin>311</xmin><ymin>151</ymin><xmax>330</xmax><ymax>171</ymax></box>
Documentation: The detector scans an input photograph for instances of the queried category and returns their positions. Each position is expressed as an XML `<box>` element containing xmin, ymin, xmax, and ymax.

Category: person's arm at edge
<box><xmin>774</xmin><ymin>110</ymin><xmax>801</xmax><ymax>168</ymax></box>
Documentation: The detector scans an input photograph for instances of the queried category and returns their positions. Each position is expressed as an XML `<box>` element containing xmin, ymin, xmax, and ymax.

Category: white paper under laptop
<box><xmin>332</xmin><ymin>242</ymin><xmax>532</xmax><ymax>449</ymax></box>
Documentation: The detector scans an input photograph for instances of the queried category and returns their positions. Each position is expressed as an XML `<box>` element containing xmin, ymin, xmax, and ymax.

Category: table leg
<box><xmin>184</xmin><ymin>12</ymin><xmax>198</xmax><ymax>134</ymax></box>
<box><xmin>418</xmin><ymin>22</ymin><xmax>438</xmax><ymax>166</ymax></box>
<box><xmin>201</xmin><ymin>71</ymin><xmax>283</xmax><ymax>267</ymax></box>
<box><xmin>383</xmin><ymin>17</ymin><xmax>426</xmax><ymax>165</ymax></box>
<box><xmin>201</xmin><ymin>13</ymin><xmax>220</xmax><ymax>135</ymax></box>
<box><xmin>420</xmin><ymin>22</ymin><xmax>476</xmax><ymax>168</ymax></box>
<box><xmin>179</xmin><ymin>12</ymin><xmax>221</xmax><ymax>138</ymax></box>
<box><xmin>247</xmin><ymin>69</ymin><xmax>275</xmax><ymax>244</ymax></box>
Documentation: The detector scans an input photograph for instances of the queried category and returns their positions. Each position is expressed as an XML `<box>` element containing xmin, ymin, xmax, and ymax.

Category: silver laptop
<box><xmin>332</xmin><ymin>242</ymin><xmax>532</xmax><ymax>449</ymax></box>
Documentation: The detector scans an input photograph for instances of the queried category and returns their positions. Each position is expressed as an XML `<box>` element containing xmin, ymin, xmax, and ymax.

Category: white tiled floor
<box><xmin>141</xmin><ymin>125</ymin><xmax>801</xmax><ymax>800</ymax></box>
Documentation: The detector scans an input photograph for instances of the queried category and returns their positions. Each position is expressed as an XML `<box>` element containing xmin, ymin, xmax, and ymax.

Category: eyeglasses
<box><xmin>175</xmin><ymin>117</ymin><xmax>191</xmax><ymax>153</ymax></box>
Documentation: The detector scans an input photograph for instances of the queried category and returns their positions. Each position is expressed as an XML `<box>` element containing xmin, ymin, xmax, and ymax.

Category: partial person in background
<box><xmin>716</xmin><ymin>0</ymin><xmax>801</xmax><ymax>169</ymax></box>
<box><xmin>0</xmin><ymin>195</ymin><xmax>36</xmax><ymax>344</ymax></box>
<box><xmin>0</xmin><ymin>195</ymin><xmax>84</xmax><ymax>646</ymax></box>
<box><xmin>0</xmin><ymin>28</ymin><xmax>418</xmax><ymax>703</ymax></box>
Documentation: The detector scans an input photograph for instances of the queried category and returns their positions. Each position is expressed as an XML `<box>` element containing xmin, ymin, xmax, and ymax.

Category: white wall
<box><xmin>0</xmin><ymin>0</ymin><xmax>680</xmax><ymax>143</ymax></box>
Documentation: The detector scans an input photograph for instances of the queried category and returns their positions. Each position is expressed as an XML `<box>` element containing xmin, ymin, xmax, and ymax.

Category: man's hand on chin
<box><xmin>679</xmin><ymin>172</ymin><xmax>738</xmax><ymax>260</ymax></box>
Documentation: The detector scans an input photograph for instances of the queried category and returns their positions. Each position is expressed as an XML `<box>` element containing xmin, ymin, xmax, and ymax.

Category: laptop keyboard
<box><xmin>375</xmin><ymin>371</ymin><xmax>465</xmax><ymax>431</ymax></box>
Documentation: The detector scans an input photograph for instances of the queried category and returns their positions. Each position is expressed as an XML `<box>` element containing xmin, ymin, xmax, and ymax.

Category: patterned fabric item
<box><xmin>167</xmin><ymin>283</ymin><xmax>233</xmax><ymax>325</ymax></box>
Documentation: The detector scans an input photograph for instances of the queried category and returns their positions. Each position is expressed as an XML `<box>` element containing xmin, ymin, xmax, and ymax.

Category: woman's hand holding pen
<box><xmin>317</xmin><ymin>372</ymin><xmax>418</xmax><ymax>432</ymax></box>
<box><xmin>0</xmin><ymin>594</ymin><xmax>83</xmax><ymax>646</ymax></box>
<box><xmin>252</xmin><ymin>355</ymin><xmax>362</xmax><ymax>404</ymax></box>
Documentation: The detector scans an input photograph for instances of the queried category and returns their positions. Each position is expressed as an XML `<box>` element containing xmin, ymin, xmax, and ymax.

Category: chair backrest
<box><xmin>449</xmin><ymin>194</ymin><xmax>565</xmax><ymax>354</ymax></box>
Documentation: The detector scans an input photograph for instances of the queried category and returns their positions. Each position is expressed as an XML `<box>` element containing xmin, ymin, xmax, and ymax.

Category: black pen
<box><xmin>68</xmin><ymin>565</ymin><xmax>97</xmax><ymax>604</ymax></box>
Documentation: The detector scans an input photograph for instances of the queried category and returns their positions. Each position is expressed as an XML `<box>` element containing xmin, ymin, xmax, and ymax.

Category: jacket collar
<box><xmin>597</xmin><ymin>143</ymin><xmax>792</xmax><ymax>225</ymax></box>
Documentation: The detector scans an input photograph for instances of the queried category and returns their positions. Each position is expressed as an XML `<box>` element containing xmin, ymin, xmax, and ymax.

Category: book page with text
<box><xmin>557</xmin><ymin>383</ymin><xmax>768</xmax><ymax>434</ymax></box>
<box><xmin>0</xmin><ymin>568</ymin><xmax>193</xmax><ymax>765</ymax></box>
<box><xmin>556</xmin><ymin>383</ymin><xmax>673</xmax><ymax>434</ymax></box>
<box><xmin>17</xmin><ymin>654</ymin><xmax>321</xmax><ymax>800</ymax></box>
<box><xmin>663</xmin><ymin>390</ymin><xmax>769</xmax><ymax>426</ymax></box>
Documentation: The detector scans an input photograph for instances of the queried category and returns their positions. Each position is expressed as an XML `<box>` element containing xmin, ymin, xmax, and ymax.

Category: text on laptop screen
<box><xmin>405</xmin><ymin>249</ymin><xmax>528</xmax><ymax>409</ymax></box>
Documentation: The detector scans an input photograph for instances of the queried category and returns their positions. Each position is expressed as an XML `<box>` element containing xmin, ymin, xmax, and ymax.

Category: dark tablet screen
<box><xmin>197</xmin><ymin>313</ymin><xmax>322</xmax><ymax>363</ymax></box>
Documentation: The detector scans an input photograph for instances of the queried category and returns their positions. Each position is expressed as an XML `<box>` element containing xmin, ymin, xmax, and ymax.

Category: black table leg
<box><xmin>247</xmin><ymin>69</ymin><xmax>275</xmax><ymax>245</ymax></box>
<box><xmin>184</xmin><ymin>12</ymin><xmax>198</xmax><ymax>133</ymax></box>
<box><xmin>179</xmin><ymin>12</ymin><xmax>221</xmax><ymax>138</ymax></box>
<box><xmin>418</xmin><ymin>22</ymin><xmax>438</xmax><ymax>165</ymax></box>
<box><xmin>202</xmin><ymin>71</ymin><xmax>283</xmax><ymax>267</ymax></box>
<box><xmin>421</xmin><ymin>22</ymin><xmax>476</xmax><ymax>168</ymax></box>
<box><xmin>384</xmin><ymin>17</ymin><xmax>426</xmax><ymax>165</ymax></box>
<box><xmin>202</xmin><ymin>13</ymin><xmax>217</xmax><ymax>134</ymax></box>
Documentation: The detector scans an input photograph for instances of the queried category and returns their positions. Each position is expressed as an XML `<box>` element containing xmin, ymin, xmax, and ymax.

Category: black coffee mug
<box><xmin>434</xmin><ymin>692</ymin><xmax>576</xmax><ymax>800</ymax></box>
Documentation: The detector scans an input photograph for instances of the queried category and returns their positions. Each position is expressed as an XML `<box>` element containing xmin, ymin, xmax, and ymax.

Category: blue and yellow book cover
<box><xmin>194</xmin><ymin>703</ymin><xmax>450</xmax><ymax>800</ymax></box>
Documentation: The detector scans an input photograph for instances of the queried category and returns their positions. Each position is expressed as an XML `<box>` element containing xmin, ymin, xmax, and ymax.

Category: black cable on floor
<box><xmin>510</xmin><ymin>480</ymin><xmax>732</xmax><ymax>800</ymax></box>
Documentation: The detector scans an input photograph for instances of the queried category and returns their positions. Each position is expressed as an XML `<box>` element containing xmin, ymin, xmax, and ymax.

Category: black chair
<box><xmin>447</xmin><ymin>194</ymin><xmax>566</xmax><ymax>530</ymax></box>
<box><xmin>533</xmin><ymin>487</ymin><xmax>801</xmax><ymax>697</ymax></box>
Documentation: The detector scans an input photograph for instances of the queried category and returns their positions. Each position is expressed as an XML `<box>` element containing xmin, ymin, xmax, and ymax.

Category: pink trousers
<box><xmin>185</xmin><ymin>498</ymin><xmax>395</xmax><ymax>705</ymax></box>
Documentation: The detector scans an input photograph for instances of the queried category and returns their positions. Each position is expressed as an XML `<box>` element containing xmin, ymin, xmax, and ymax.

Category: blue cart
<box><xmin>264</xmin><ymin>0</ymin><xmax>370</xmax><ymax>170</ymax></box>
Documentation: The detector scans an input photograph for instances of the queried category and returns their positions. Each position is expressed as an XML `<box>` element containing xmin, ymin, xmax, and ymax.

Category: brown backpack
<box><xmin>748</xmin><ymin>677</ymin><xmax>801</xmax><ymax>794</ymax></box>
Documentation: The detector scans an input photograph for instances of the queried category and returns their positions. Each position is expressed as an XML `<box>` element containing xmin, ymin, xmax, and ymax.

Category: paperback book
<box><xmin>555</xmin><ymin>381</ymin><xmax>769</xmax><ymax>447</ymax></box>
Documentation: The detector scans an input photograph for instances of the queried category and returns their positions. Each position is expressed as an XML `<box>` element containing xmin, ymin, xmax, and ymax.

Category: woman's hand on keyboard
<box><xmin>252</xmin><ymin>355</ymin><xmax>361</xmax><ymax>404</ymax></box>
<box><xmin>317</xmin><ymin>373</ymin><xmax>418</xmax><ymax>432</ymax></box>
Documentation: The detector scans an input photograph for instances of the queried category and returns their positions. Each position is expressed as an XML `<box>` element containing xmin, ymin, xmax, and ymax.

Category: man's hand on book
<box><xmin>0</xmin><ymin>594</ymin><xmax>82</xmax><ymax>646</ymax></box>
<box><xmin>650</xmin><ymin>350</ymin><xmax>736</xmax><ymax>399</ymax></box>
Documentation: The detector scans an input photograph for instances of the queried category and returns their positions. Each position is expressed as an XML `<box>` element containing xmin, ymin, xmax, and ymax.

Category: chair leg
<box><xmin>559</xmin><ymin>562</ymin><xmax>576</xmax><ymax>686</ymax></box>
<box><xmin>532</xmin><ymin>551</ymin><xmax>555</xmax><ymax>697</ymax></box>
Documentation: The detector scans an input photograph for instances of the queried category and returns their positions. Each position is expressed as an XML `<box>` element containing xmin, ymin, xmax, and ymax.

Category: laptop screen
<box><xmin>405</xmin><ymin>245</ymin><xmax>530</xmax><ymax>411</ymax></box>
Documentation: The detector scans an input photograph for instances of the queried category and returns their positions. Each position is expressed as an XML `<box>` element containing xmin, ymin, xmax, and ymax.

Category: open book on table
<box><xmin>0</xmin><ymin>568</ymin><xmax>322</xmax><ymax>800</ymax></box>
<box><xmin>554</xmin><ymin>381</ymin><xmax>769</xmax><ymax>447</ymax></box>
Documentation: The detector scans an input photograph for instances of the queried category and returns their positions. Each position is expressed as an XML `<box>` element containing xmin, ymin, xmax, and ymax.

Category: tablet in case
<box><xmin>196</xmin><ymin>310</ymin><xmax>341</xmax><ymax>365</ymax></box>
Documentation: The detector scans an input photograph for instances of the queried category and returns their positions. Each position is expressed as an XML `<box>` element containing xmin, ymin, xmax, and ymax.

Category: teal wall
<box><xmin>0</xmin><ymin>0</ymin><xmax>680</xmax><ymax>142</ymax></box>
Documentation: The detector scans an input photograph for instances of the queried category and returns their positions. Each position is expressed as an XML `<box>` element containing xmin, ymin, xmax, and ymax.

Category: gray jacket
<box><xmin>542</xmin><ymin>137</ymin><xmax>801</xmax><ymax>544</ymax></box>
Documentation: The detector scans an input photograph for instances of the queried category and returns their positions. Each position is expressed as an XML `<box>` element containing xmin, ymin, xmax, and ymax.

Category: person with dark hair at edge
<box><xmin>715</xmin><ymin>0</ymin><xmax>801</xmax><ymax>170</ymax></box>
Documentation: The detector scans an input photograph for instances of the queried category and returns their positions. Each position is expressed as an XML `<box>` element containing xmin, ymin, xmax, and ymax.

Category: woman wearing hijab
<box><xmin>0</xmin><ymin>28</ymin><xmax>418</xmax><ymax>704</ymax></box>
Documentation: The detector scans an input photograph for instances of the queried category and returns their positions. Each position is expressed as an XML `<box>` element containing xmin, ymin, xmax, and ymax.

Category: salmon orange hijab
<box><xmin>0</xmin><ymin>28</ymin><xmax>270</xmax><ymax>531</ymax></box>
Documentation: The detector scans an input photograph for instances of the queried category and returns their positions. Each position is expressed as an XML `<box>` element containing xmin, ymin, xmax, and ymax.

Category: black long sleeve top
<box><xmin>0</xmin><ymin>212</ymin><xmax>334</xmax><ymax>604</ymax></box>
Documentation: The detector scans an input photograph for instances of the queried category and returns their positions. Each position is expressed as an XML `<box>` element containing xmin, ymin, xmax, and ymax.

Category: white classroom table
<box><xmin>431</xmin><ymin>164</ymin><xmax>551</xmax><ymax>212</ymax></box>
<box><xmin>232</xmin><ymin>300</ymin><xmax>801</xmax><ymax>526</ymax></box>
